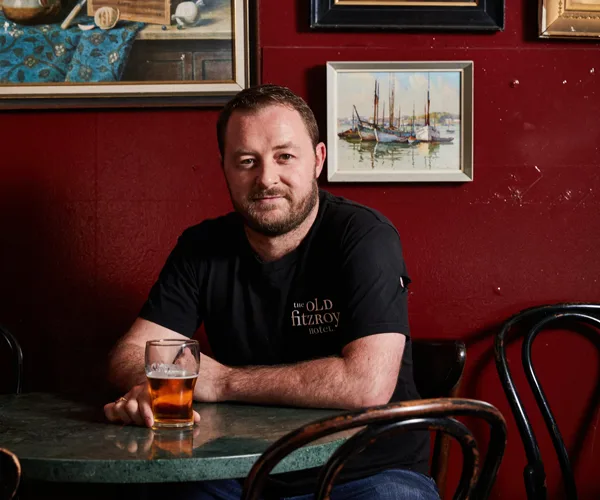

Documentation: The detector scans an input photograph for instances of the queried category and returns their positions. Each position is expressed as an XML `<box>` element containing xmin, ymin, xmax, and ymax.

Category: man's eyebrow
<box><xmin>232</xmin><ymin>143</ymin><xmax>298</xmax><ymax>156</ymax></box>
<box><xmin>273</xmin><ymin>142</ymin><xmax>298</xmax><ymax>150</ymax></box>
<box><xmin>232</xmin><ymin>149</ymin><xmax>256</xmax><ymax>157</ymax></box>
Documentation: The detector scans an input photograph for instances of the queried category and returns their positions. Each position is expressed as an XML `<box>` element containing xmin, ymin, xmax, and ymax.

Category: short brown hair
<box><xmin>216</xmin><ymin>84</ymin><xmax>320</xmax><ymax>157</ymax></box>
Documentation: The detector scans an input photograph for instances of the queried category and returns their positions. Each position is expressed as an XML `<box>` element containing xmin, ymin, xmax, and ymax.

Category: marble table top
<box><xmin>0</xmin><ymin>393</ymin><xmax>348</xmax><ymax>483</ymax></box>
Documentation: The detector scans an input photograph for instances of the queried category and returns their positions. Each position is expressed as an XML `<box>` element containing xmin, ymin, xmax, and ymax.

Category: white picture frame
<box><xmin>326</xmin><ymin>61</ymin><xmax>474</xmax><ymax>183</ymax></box>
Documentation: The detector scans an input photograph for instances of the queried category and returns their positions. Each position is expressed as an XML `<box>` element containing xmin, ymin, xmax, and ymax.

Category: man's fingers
<box><xmin>114</xmin><ymin>400</ymin><xmax>132</xmax><ymax>425</ymax></box>
<box><xmin>104</xmin><ymin>403</ymin><xmax>121</xmax><ymax>423</ymax></box>
<box><xmin>139</xmin><ymin>400</ymin><xmax>154</xmax><ymax>428</ymax></box>
<box><xmin>124</xmin><ymin>399</ymin><xmax>145</xmax><ymax>427</ymax></box>
<box><xmin>193</xmin><ymin>410</ymin><xmax>201</xmax><ymax>423</ymax></box>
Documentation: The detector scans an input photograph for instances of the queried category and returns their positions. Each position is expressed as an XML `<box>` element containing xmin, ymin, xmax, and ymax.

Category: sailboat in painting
<box><xmin>352</xmin><ymin>80</ymin><xmax>408</xmax><ymax>144</ymax></box>
<box><xmin>337</xmin><ymin>107</ymin><xmax>361</xmax><ymax>141</ymax></box>
<box><xmin>414</xmin><ymin>75</ymin><xmax>453</xmax><ymax>144</ymax></box>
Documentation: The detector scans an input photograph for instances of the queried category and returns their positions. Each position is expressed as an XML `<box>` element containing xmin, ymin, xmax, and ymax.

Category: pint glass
<box><xmin>145</xmin><ymin>339</ymin><xmax>200</xmax><ymax>429</ymax></box>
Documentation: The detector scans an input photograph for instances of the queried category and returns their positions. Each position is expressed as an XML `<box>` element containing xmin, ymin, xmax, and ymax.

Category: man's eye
<box><xmin>240</xmin><ymin>158</ymin><xmax>255</xmax><ymax>166</ymax></box>
<box><xmin>279</xmin><ymin>154</ymin><xmax>293</xmax><ymax>161</ymax></box>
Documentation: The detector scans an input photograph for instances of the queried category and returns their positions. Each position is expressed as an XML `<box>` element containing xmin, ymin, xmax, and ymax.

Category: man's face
<box><xmin>222</xmin><ymin>104</ymin><xmax>326</xmax><ymax>236</ymax></box>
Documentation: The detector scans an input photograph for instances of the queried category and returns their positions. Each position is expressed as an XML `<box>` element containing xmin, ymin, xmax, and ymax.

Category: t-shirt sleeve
<box><xmin>338</xmin><ymin>222</ymin><xmax>411</xmax><ymax>346</ymax></box>
<box><xmin>139</xmin><ymin>234</ymin><xmax>203</xmax><ymax>337</ymax></box>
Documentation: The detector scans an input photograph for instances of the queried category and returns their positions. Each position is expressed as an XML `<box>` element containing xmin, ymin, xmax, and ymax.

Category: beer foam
<box><xmin>146</xmin><ymin>363</ymin><xmax>197</xmax><ymax>379</ymax></box>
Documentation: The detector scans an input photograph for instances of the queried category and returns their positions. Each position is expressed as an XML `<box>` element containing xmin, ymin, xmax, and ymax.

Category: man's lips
<box><xmin>251</xmin><ymin>194</ymin><xmax>286</xmax><ymax>202</ymax></box>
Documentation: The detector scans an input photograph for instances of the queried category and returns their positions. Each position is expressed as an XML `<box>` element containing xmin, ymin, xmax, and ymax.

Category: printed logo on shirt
<box><xmin>291</xmin><ymin>298</ymin><xmax>340</xmax><ymax>335</ymax></box>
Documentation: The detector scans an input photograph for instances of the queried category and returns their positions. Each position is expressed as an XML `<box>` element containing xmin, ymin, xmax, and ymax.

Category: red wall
<box><xmin>1</xmin><ymin>1</ymin><xmax>599</xmax><ymax>498</ymax></box>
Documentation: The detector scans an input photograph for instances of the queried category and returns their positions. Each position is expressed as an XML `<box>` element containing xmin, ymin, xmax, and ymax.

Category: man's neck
<box><xmin>244</xmin><ymin>199</ymin><xmax>320</xmax><ymax>263</ymax></box>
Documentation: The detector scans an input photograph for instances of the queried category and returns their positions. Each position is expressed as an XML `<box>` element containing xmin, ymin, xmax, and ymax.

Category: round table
<box><xmin>0</xmin><ymin>393</ymin><xmax>348</xmax><ymax>484</ymax></box>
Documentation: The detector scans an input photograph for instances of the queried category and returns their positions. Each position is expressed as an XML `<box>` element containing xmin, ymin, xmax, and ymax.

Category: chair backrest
<box><xmin>412</xmin><ymin>339</ymin><xmax>467</xmax><ymax>492</ymax></box>
<box><xmin>494</xmin><ymin>303</ymin><xmax>600</xmax><ymax>500</ymax></box>
<box><xmin>0</xmin><ymin>325</ymin><xmax>23</xmax><ymax>395</ymax></box>
<box><xmin>412</xmin><ymin>339</ymin><xmax>467</xmax><ymax>399</ymax></box>
<box><xmin>0</xmin><ymin>448</ymin><xmax>21</xmax><ymax>500</ymax></box>
<box><xmin>242</xmin><ymin>398</ymin><xmax>507</xmax><ymax>500</ymax></box>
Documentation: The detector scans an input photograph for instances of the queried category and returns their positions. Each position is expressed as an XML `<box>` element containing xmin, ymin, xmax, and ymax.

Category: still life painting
<box><xmin>0</xmin><ymin>0</ymin><xmax>252</xmax><ymax>107</ymax></box>
<box><xmin>326</xmin><ymin>61</ymin><xmax>474</xmax><ymax>183</ymax></box>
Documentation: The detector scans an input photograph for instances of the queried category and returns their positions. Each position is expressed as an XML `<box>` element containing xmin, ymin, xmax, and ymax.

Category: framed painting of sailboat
<box><xmin>326</xmin><ymin>61</ymin><xmax>473</xmax><ymax>182</ymax></box>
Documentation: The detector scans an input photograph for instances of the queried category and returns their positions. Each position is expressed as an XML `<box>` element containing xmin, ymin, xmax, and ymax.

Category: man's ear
<box><xmin>315</xmin><ymin>142</ymin><xmax>326</xmax><ymax>178</ymax></box>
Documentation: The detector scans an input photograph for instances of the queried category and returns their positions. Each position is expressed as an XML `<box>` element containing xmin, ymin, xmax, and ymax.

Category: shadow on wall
<box><xmin>0</xmin><ymin>177</ymin><xmax>138</xmax><ymax>398</ymax></box>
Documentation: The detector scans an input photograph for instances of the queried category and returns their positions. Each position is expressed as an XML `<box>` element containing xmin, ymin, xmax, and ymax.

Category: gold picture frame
<box><xmin>539</xmin><ymin>0</ymin><xmax>600</xmax><ymax>38</ymax></box>
<box><xmin>0</xmin><ymin>0</ymin><xmax>258</xmax><ymax>109</ymax></box>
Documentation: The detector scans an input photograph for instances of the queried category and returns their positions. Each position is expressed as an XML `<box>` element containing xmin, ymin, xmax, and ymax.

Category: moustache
<box><xmin>249</xmin><ymin>189</ymin><xmax>289</xmax><ymax>201</ymax></box>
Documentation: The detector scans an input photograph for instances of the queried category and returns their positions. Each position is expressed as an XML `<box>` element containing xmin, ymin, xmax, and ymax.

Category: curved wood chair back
<box><xmin>495</xmin><ymin>303</ymin><xmax>600</xmax><ymax>500</ymax></box>
<box><xmin>412</xmin><ymin>340</ymin><xmax>466</xmax><ymax>399</ymax></box>
<box><xmin>0</xmin><ymin>325</ymin><xmax>23</xmax><ymax>395</ymax></box>
<box><xmin>0</xmin><ymin>448</ymin><xmax>21</xmax><ymax>500</ymax></box>
<box><xmin>242</xmin><ymin>398</ymin><xmax>507</xmax><ymax>500</ymax></box>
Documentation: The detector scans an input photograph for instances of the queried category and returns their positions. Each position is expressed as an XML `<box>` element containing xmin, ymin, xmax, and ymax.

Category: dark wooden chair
<box><xmin>242</xmin><ymin>398</ymin><xmax>507</xmax><ymax>500</ymax></box>
<box><xmin>412</xmin><ymin>339</ymin><xmax>467</xmax><ymax>492</ymax></box>
<box><xmin>494</xmin><ymin>303</ymin><xmax>600</xmax><ymax>500</ymax></box>
<box><xmin>0</xmin><ymin>448</ymin><xmax>21</xmax><ymax>500</ymax></box>
<box><xmin>0</xmin><ymin>325</ymin><xmax>23</xmax><ymax>395</ymax></box>
<box><xmin>412</xmin><ymin>340</ymin><xmax>467</xmax><ymax>400</ymax></box>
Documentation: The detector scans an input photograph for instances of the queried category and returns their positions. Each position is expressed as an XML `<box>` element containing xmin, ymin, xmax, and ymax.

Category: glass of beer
<box><xmin>145</xmin><ymin>339</ymin><xmax>200</xmax><ymax>429</ymax></box>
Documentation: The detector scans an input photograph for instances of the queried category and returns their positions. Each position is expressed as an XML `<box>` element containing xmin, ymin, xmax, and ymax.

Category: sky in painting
<box><xmin>337</xmin><ymin>71</ymin><xmax>461</xmax><ymax>121</ymax></box>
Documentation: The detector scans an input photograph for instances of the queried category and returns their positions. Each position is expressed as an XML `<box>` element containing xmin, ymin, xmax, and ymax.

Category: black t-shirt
<box><xmin>140</xmin><ymin>190</ymin><xmax>429</xmax><ymax>494</ymax></box>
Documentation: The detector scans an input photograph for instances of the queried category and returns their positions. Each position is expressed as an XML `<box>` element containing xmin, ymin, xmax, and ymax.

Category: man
<box><xmin>104</xmin><ymin>84</ymin><xmax>438</xmax><ymax>500</ymax></box>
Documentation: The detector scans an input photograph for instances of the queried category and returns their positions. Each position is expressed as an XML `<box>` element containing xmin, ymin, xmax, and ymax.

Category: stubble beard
<box><xmin>232</xmin><ymin>180</ymin><xmax>319</xmax><ymax>237</ymax></box>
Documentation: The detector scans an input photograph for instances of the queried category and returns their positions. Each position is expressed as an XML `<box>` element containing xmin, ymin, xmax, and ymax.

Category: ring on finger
<box><xmin>115</xmin><ymin>397</ymin><xmax>128</xmax><ymax>404</ymax></box>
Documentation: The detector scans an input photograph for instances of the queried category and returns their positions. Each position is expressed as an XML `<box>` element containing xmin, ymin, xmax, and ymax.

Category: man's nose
<box><xmin>255</xmin><ymin>160</ymin><xmax>279</xmax><ymax>188</ymax></box>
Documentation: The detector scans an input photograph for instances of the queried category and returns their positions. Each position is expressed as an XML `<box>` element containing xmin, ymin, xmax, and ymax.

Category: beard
<box><xmin>231</xmin><ymin>180</ymin><xmax>319</xmax><ymax>237</ymax></box>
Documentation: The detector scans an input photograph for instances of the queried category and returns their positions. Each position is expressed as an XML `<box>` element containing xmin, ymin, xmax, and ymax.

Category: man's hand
<box><xmin>103</xmin><ymin>382</ymin><xmax>201</xmax><ymax>427</ymax></box>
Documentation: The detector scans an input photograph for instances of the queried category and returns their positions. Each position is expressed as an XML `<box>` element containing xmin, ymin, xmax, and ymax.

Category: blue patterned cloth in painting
<box><xmin>0</xmin><ymin>12</ymin><xmax>144</xmax><ymax>83</ymax></box>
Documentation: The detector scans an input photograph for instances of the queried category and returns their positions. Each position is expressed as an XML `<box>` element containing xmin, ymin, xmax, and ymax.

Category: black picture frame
<box><xmin>311</xmin><ymin>0</ymin><xmax>505</xmax><ymax>32</ymax></box>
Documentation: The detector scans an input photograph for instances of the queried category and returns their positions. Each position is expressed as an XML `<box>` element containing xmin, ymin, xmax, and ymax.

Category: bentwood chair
<box><xmin>0</xmin><ymin>448</ymin><xmax>21</xmax><ymax>500</ymax></box>
<box><xmin>0</xmin><ymin>325</ymin><xmax>23</xmax><ymax>395</ymax></box>
<box><xmin>495</xmin><ymin>303</ymin><xmax>600</xmax><ymax>500</ymax></box>
<box><xmin>242</xmin><ymin>398</ymin><xmax>507</xmax><ymax>500</ymax></box>
<box><xmin>412</xmin><ymin>340</ymin><xmax>467</xmax><ymax>492</ymax></box>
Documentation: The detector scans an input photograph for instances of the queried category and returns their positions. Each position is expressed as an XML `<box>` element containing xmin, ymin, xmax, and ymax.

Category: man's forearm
<box><xmin>107</xmin><ymin>341</ymin><xmax>147</xmax><ymax>392</ymax></box>
<box><xmin>220</xmin><ymin>356</ymin><xmax>388</xmax><ymax>410</ymax></box>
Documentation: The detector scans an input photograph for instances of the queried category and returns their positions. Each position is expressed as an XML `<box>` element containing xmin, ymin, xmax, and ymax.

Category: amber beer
<box><xmin>147</xmin><ymin>370</ymin><xmax>198</xmax><ymax>428</ymax></box>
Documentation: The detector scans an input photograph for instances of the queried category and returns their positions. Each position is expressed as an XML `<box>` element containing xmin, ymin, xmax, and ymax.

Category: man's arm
<box><xmin>205</xmin><ymin>332</ymin><xmax>405</xmax><ymax>410</ymax></box>
<box><xmin>106</xmin><ymin>321</ymin><xmax>405</xmax><ymax>425</ymax></box>
<box><xmin>107</xmin><ymin>317</ymin><xmax>190</xmax><ymax>392</ymax></box>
